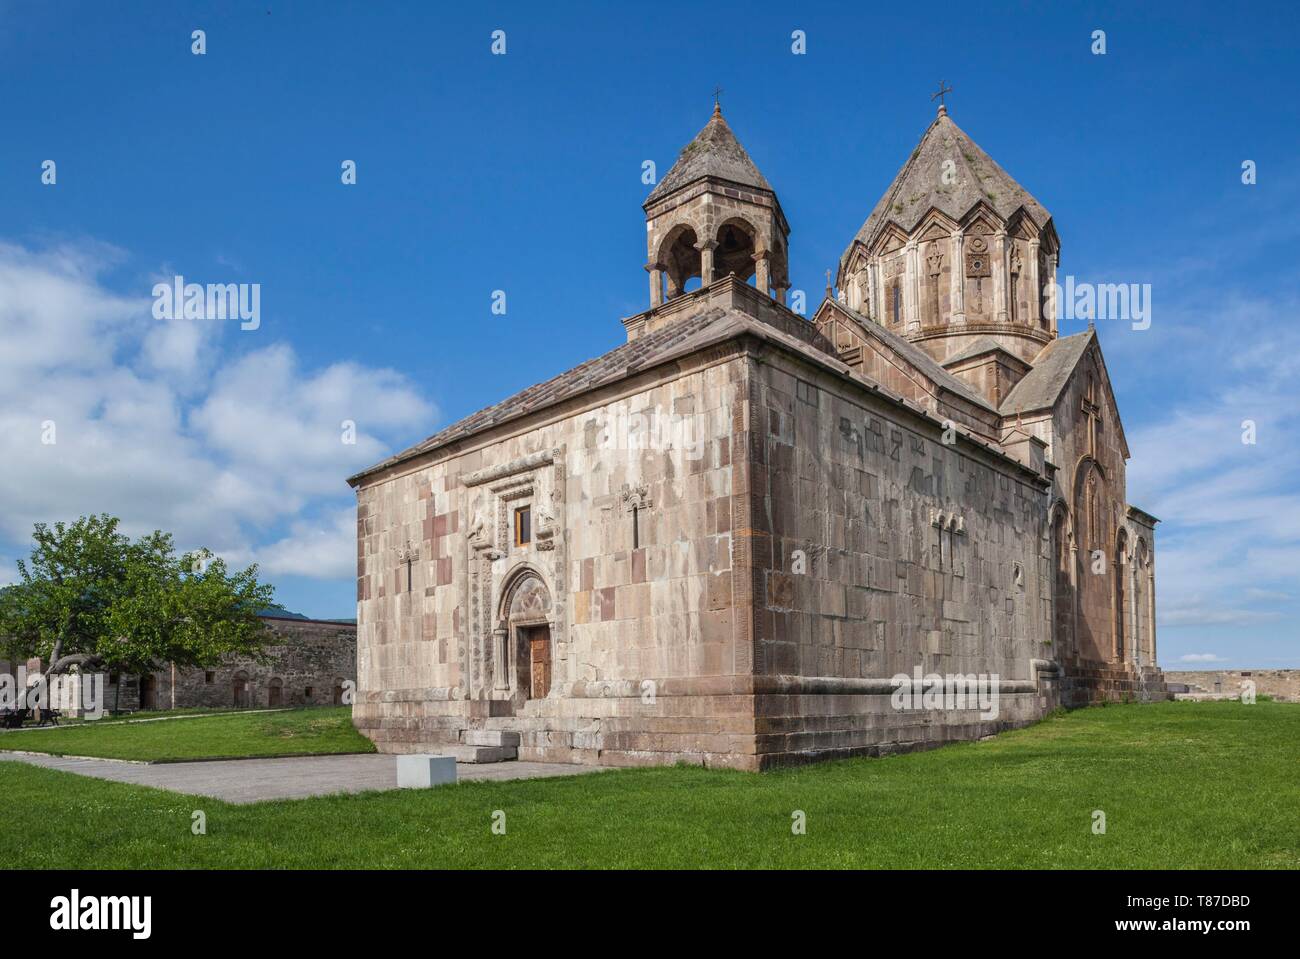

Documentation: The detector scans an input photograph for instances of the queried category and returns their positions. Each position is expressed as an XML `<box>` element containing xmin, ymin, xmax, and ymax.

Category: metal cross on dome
<box><xmin>931</xmin><ymin>80</ymin><xmax>953</xmax><ymax>108</ymax></box>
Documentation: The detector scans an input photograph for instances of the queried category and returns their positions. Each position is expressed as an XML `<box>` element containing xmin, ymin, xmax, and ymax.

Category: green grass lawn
<box><xmin>0</xmin><ymin>706</ymin><xmax>374</xmax><ymax>761</ymax></box>
<box><xmin>0</xmin><ymin>700</ymin><xmax>1296</xmax><ymax>868</ymax></box>
<box><xmin>37</xmin><ymin>706</ymin><xmax>257</xmax><ymax>727</ymax></box>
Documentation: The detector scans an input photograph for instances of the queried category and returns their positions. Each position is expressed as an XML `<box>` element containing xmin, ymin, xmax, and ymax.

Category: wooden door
<box><xmin>529</xmin><ymin>627</ymin><xmax>551</xmax><ymax>699</ymax></box>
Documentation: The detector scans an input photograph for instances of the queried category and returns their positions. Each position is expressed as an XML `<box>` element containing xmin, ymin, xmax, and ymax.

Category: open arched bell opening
<box><xmin>658</xmin><ymin>224</ymin><xmax>701</xmax><ymax>300</ymax></box>
<box><xmin>493</xmin><ymin>569</ymin><xmax>553</xmax><ymax>702</ymax></box>
<box><xmin>715</xmin><ymin>217</ymin><xmax>758</xmax><ymax>283</ymax></box>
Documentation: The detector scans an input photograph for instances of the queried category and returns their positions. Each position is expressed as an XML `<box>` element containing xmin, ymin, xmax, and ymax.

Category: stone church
<box><xmin>348</xmin><ymin>102</ymin><xmax>1167</xmax><ymax>770</ymax></box>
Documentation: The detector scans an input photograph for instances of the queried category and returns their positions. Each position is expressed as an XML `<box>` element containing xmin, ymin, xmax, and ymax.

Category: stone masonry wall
<box><xmin>1165</xmin><ymin>669</ymin><xmax>1299</xmax><ymax>702</ymax></box>
<box><xmin>106</xmin><ymin>617</ymin><xmax>355</xmax><ymax>712</ymax></box>
<box><xmin>749</xmin><ymin>347</ymin><xmax>1059</xmax><ymax>766</ymax></box>
<box><xmin>354</xmin><ymin>344</ymin><xmax>762</xmax><ymax>768</ymax></box>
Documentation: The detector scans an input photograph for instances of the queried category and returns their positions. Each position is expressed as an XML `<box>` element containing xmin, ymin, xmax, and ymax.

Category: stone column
<box><xmin>698</xmin><ymin>240</ymin><xmax>717</xmax><ymax>286</ymax></box>
<box><xmin>1147</xmin><ymin>562</ymin><xmax>1157</xmax><ymax>666</ymax></box>
<box><xmin>646</xmin><ymin>263</ymin><xmax>663</xmax><ymax>308</ymax></box>
<box><xmin>905</xmin><ymin>240</ymin><xmax>920</xmax><ymax>332</ymax></box>
<box><xmin>752</xmin><ymin>250</ymin><xmax>772</xmax><ymax>295</ymax></box>
<box><xmin>1028</xmin><ymin>238</ymin><xmax>1041</xmax><ymax>326</ymax></box>
<box><xmin>774</xmin><ymin>285</ymin><xmax>787</xmax><ymax>306</ymax></box>
<box><xmin>867</xmin><ymin>261</ymin><xmax>878</xmax><ymax>320</ymax></box>
<box><xmin>492</xmin><ymin>628</ymin><xmax>509</xmax><ymax>693</ymax></box>
<box><xmin>995</xmin><ymin>230</ymin><xmax>1009</xmax><ymax>323</ymax></box>
<box><xmin>1048</xmin><ymin>252</ymin><xmax>1060</xmax><ymax>335</ymax></box>
<box><xmin>950</xmin><ymin>230</ymin><xmax>966</xmax><ymax>325</ymax></box>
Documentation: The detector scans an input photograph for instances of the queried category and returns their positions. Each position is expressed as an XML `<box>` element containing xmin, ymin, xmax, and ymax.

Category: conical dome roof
<box><xmin>646</xmin><ymin>106</ymin><xmax>773</xmax><ymax>204</ymax></box>
<box><xmin>845</xmin><ymin>108</ymin><xmax>1051</xmax><ymax>264</ymax></box>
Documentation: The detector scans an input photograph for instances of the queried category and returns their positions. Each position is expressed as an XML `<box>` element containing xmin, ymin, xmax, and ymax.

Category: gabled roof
<box><xmin>819</xmin><ymin>299</ymin><xmax>998</xmax><ymax>414</ymax></box>
<box><xmin>349</xmin><ymin>307</ymin><xmax>732</xmax><ymax>483</ymax></box>
<box><xmin>1000</xmin><ymin>331</ymin><xmax>1093</xmax><ymax>413</ymax></box>
<box><xmin>646</xmin><ymin>106</ymin><xmax>773</xmax><ymax>205</ymax></box>
<box><xmin>844</xmin><ymin>108</ymin><xmax>1051</xmax><ymax>264</ymax></box>
<box><xmin>942</xmin><ymin>336</ymin><xmax>1026</xmax><ymax>368</ymax></box>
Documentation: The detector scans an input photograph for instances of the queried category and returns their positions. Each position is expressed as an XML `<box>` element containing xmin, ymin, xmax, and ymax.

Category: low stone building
<box><xmin>1165</xmin><ymin>669</ymin><xmax>1298</xmax><ymax>702</ymax></box>
<box><xmin>348</xmin><ymin>102</ymin><xmax>1167</xmax><ymax>771</ymax></box>
<box><xmin>10</xmin><ymin>615</ymin><xmax>357</xmax><ymax>713</ymax></box>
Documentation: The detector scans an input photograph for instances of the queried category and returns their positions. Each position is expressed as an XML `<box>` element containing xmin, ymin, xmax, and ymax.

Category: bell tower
<box><xmin>643</xmin><ymin>102</ymin><xmax>790</xmax><ymax>309</ymax></box>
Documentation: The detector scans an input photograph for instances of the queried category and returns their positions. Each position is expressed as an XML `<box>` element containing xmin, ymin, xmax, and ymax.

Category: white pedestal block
<box><xmin>396</xmin><ymin>754</ymin><xmax>458</xmax><ymax>789</ymax></box>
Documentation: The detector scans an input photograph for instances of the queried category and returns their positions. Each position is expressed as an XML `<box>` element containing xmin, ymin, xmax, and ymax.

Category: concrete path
<box><xmin>0</xmin><ymin>751</ymin><xmax>605</xmax><ymax>804</ymax></box>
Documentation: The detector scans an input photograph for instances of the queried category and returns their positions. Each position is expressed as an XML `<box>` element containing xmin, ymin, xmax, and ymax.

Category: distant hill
<box><xmin>257</xmin><ymin>606</ymin><xmax>309</xmax><ymax>620</ymax></box>
<box><xmin>258</xmin><ymin>606</ymin><xmax>356</xmax><ymax>625</ymax></box>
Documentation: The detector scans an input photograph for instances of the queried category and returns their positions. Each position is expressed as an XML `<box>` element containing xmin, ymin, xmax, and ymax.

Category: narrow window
<box><xmin>205</xmin><ymin>671</ymin><xmax>215</xmax><ymax>684</ymax></box>
<box><xmin>632</xmin><ymin>505</ymin><xmax>640</xmax><ymax>550</ymax></box>
<box><xmin>515</xmin><ymin>506</ymin><xmax>531</xmax><ymax>546</ymax></box>
<box><xmin>890</xmin><ymin>280</ymin><xmax>902</xmax><ymax>325</ymax></box>
<box><xmin>305</xmin><ymin>686</ymin><xmax>314</xmax><ymax>699</ymax></box>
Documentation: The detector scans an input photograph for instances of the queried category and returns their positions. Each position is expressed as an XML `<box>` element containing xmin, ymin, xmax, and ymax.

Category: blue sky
<box><xmin>1</xmin><ymin>1</ymin><xmax>1296</xmax><ymax>667</ymax></box>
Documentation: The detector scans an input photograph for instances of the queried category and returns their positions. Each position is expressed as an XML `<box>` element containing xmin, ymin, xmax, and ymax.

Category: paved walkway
<box><xmin>0</xmin><ymin>751</ymin><xmax>604</xmax><ymax>804</ymax></box>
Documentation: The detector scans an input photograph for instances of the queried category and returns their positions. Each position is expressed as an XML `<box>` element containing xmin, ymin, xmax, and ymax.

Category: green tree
<box><xmin>0</xmin><ymin>515</ymin><xmax>275</xmax><ymax>707</ymax></box>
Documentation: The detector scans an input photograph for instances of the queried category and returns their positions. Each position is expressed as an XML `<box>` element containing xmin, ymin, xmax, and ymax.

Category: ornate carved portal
<box><xmin>463</xmin><ymin>449</ymin><xmax>566</xmax><ymax>701</ymax></box>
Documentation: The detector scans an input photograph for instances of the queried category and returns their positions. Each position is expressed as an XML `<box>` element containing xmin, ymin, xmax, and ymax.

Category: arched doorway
<box><xmin>268</xmin><ymin>677</ymin><xmax>283</xmax><ymax>707</ymax></box>
<box><xmin>232</xmin><ymin>671</ymin><xmax>250</xmax><ymax>708</ymax></box>
<box><xmin>333</xmin><ymin>679</ymin><xmax>346</xmax><ymax>706</ymax></box>
<box><xmin>139</xmin><ymin>674</ymin><xmax>157</xmax><ymax>711</ymax></box>
<box><xmin>496</xmin><ymin>570</ymin><xmax>553</xmax><ymax>700</ymax></box>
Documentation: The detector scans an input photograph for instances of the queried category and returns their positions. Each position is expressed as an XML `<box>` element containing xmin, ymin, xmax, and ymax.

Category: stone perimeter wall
<box><xmin>103</xmin><ymin>618</ymin><xmax>355</xmax><ymax>712</ymax></box>
<box><xmin>1165</xmin><ymin>669</ymin><xmax>1298</xmax><ymax>702</ymax></box>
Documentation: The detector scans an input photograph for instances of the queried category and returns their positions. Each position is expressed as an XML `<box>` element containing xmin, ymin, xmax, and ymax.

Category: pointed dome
<box><xmin>846</xmin><ymin>108</ymin><xmax>1051</xmax><ymax>260</ymax></box>
<box><xmin>646</xmin><ymin>106</ymin><xmax>773</xmax><ymax>204</ymax></box>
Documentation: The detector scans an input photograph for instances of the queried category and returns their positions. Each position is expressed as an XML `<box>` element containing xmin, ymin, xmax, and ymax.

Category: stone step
<box><xmin>461</xmin><ymin>729</ymin><xmax>522</xmax><ymax>748</ymax></box>
<box><xmin>439</xmin><ymin>744</ymin><xmax>517</xmax><ymax>763</ymax></box>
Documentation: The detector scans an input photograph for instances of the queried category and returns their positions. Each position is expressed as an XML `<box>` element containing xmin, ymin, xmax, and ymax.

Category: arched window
<box><xmin>1114</xmin><ymin>532</ymin><xmax>1129</xmax><ymax>662</ymax></box>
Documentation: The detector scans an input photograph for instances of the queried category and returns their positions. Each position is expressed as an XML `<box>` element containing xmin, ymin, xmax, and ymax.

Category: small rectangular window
<box><xmin>305</xmin><ymin>686</ymin><xmax>313</xmax><ymax>699</ymax></box>
<box><xmin>205</xmin><ymin>671</ymin><xmax>215</xmax><ymax>684</ymax></box>
<box><xmin>515</xmin><ymin>506</ymin><xmax>531</xmax><ymax>546</ymax></box>
<box><xmin>796</xmin><ymin>379</ymin><xmax>819</xmax><ymax>407</ymax></box>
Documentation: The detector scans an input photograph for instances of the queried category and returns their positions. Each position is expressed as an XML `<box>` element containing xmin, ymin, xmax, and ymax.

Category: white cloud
<box><xmin>1178</xmin><ymin>653</ymin><xmax>1227</xmax><ymax>663</ymax></box>
<box><xmin>1127</xmin><ymin>313</ymin><xmax>1300</xmax><ymax>637</ymax></box>
<box><xmin>0</xmin><ymin>239</ymin><xmax>435</xmax><ymax>581</ymax></box>
<box><xmin>253</xmin><ymin>508</ymin><xmax>358</xmax><ymax>580</ymax></box>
